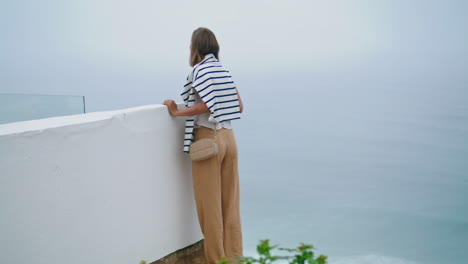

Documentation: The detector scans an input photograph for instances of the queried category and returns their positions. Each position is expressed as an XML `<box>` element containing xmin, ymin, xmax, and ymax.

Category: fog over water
<box><xmin>1</xmin><ymin>1</ymin><xmax>467</xmax><ymax>264</ymax></box>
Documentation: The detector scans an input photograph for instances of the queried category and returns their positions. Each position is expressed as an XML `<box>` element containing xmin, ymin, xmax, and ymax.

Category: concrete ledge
<box><xmin>0</xmin><ymin>104</ymin><xmax>203</xmax><ymax>264</ymax></box>
<box><xmin>150</xmin><ymin>239</ymin><xmax>205</xmax><ymax>264</ymax></box>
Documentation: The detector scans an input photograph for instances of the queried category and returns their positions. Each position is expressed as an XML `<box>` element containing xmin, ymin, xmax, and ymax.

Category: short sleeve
<box><xmin>192</xmin><ymin>74</ymin><xmax>216</xmax><ymax>110</ymax></box>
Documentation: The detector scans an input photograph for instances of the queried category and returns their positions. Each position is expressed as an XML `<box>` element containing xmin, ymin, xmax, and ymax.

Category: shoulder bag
<box><xmin>189</xmin><ymin>126</ymin><xmax>218</xmax><ymax>161</ymax></box>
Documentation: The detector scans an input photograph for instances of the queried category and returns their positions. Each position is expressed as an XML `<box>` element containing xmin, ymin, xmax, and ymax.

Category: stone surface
<box><xmin>150</xmin><ymin>239</ymin><xmax>206</xmax><ymax>264</ymax></box>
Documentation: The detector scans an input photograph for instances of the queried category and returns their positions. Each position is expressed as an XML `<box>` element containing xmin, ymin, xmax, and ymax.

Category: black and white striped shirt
<box><xmin>180</xmin><ymin>53</ymin><xmax>241</xmax><ymax>153</ymax></box>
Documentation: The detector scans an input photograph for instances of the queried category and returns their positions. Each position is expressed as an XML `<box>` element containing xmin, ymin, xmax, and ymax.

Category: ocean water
<box><xmin>234</xmin><ymin>69</ymin><xmax>468</xmax><ymax>264</ymax></box>
<box><xmin>0</xmin><ymin>93</ymin><xmax>85</xmax><ymax>124</ymax></box>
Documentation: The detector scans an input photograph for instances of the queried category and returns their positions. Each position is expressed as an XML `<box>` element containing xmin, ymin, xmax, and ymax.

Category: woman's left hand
<box><xmin>163</xmin><ymin>99</ymin><xmax>178</xmax><ymax>116</ymax></box>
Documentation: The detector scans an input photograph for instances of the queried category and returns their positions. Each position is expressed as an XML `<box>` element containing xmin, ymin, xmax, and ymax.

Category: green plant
<box><xmin>217</xmin><ymin>239</ymin><xmax>328</xmax><ymax>264</ymax></box>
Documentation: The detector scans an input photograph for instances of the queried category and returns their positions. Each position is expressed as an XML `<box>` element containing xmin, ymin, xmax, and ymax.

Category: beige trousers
<box><xmin>191</xmin><ymin>126</ymin><xmax>244</xmax><ymax>264</ymax></box>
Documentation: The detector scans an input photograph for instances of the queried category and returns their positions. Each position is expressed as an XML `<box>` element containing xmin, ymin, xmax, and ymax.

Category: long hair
<box><xmin>189</xmin><ymin>27</ymin><xmax>220</xmax><ymax>67</ymax></box>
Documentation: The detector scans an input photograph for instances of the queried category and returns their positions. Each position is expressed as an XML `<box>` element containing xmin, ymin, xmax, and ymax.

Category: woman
<box><xmin>163</xmin><ymin>27</ymin><xmax>244</xmax><ymax>264</ymax></box>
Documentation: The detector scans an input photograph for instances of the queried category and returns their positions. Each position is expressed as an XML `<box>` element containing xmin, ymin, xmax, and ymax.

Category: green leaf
<box><xmin>316</xmin><ymin>255</ymin><xmax>328</xmax><ymax>264</ymax></box>
<box><xmin>216</xmin><ymin>256</ymin><xmax>230</xmax><ymax>264</ymax></box>
<box><xmin>256</xmin><ymin>239</ymin><xmax>279</xmax><ymax>257</ymax></box>
<box><xmin>234</xmin><ymin>238</ymin><xmax>327</xmax><ymax>264</ymax></box>
<box><xmin>297</xmin><ymin>243</ymin><xmax>314</xmax><ymax>251</ymax></box>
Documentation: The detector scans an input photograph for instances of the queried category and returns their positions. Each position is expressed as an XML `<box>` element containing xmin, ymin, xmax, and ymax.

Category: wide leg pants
<box><xmin>191</xmin><ymin>126</ymin><xmax>244</xmax><ymax>264</ymax></box>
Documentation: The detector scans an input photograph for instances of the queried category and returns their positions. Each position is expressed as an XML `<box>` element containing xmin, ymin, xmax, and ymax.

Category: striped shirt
<box><xmin>180</xmin><ymin>53</ymin><xmax>242</xmax><ymax>153</ymax></box>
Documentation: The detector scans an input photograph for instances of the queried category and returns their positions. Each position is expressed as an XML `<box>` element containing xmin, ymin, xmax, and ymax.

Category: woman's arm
<box><xmin>236</xmin><ymin>88</ymin><xmax>244</xmax><ymax>113</ymax></box>
<box><xmin>162</xmin><ymin>100</ymin><xmax>210</xmax><ymax>117</ymax></box>
<box><xmin>163</xmin><ymin>88</ymin><xmax>243</xmax><ymax>116</ymax></box>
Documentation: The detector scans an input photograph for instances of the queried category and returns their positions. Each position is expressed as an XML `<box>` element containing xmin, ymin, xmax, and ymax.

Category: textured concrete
<box><xmin>150</xmin><ymin>239</ymin><xmax>205</xmax><ymax>264</ymax></box>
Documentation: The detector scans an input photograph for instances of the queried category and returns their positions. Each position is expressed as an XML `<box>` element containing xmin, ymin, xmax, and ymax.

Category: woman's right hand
<box><xmin>163</xmin><ymin>99</ymin><xmax>179</xmax><ymax>116</ymax></box>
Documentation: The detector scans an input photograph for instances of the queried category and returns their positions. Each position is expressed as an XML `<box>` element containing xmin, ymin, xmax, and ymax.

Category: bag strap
<box><xmin>214</xmin><ymin>122</ymin><xmax>217</xmax><ymax>142</ymax></box>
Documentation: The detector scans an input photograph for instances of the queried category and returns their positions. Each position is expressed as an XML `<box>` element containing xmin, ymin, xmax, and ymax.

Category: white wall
<box><xmin>0</xmin><ymin>104</ymin><xmax>203</xmax><ymax>264</ymax></box>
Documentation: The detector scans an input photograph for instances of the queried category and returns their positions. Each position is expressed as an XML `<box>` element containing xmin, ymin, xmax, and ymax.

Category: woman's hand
<box><xmin>162</xmin><ymin>99</ymin><xmax>210</xmax><ymax>117</ymax></box>
<box><xmin>163</xmin><ymin>99</ymin><xmax>179</xmax><ymax>116</ymax></box>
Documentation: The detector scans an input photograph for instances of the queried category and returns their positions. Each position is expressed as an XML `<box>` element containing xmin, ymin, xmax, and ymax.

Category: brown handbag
<box><xmin>189</xmin><ymin>127</ymin><xmax>218</xmax><ymax>161</ymax></box>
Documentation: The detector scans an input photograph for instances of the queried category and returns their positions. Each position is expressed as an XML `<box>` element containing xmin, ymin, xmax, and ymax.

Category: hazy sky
<box><xmin>1</xmin><ymin>0</ymin><xmax>467</xmax><ymax>111</ymax></box>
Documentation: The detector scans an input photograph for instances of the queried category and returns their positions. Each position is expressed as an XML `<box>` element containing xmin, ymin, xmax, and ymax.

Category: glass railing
<box><xmin>0</xmin><ymin>93</ymin><xmax>86</xmax><ymax>125</ymax></box>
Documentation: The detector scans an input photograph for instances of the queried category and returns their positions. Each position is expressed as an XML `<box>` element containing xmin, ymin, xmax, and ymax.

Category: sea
<box><xmin>233</xmin><ymin>68</ymin><xmax>468</xmax><ymax>264</ymax></box>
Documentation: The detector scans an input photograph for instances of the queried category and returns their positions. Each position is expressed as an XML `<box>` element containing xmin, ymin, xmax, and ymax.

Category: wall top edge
<box><xmin>0</xmin><ymin>103</ymin><xmax>184</xmax><ymax>137</ymax></box>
